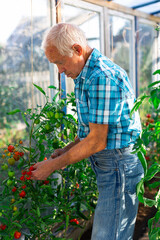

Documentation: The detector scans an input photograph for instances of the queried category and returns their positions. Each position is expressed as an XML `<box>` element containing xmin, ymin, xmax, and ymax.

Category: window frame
<box><xmin>63</xmin><ymin>0</ymin><xmax>104</xmax><ymax>54</ymax></box>
<box><xmin>106</xmin><ymin>9</ymin><xmax>136</xmax><ymax>92</ymax></box>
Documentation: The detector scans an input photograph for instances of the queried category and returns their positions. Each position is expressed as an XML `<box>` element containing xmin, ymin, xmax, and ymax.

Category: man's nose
<box><xmin>57</xmin><ymin>66</ymin><xmax>65</xmax><ymax>74</ymax></box>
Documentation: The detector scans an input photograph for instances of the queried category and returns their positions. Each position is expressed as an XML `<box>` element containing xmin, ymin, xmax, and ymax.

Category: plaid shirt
<box><xmin>74</xmin><ymin>48</ymin><xmax>141</xmax><ymax>149</ymax></box>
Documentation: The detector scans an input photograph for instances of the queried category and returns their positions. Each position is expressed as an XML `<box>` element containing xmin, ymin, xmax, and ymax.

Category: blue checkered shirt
<box><xmin>74</xmin><ymin>48</ymin><xmax>141</xmax><ymax>149</ymax></box>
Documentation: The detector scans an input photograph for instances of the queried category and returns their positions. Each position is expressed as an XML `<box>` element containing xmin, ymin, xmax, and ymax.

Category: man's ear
<box><xmin>72</xmin><ymin>44</ymin><xmax>82</xmax><ymax>56</ymax></box>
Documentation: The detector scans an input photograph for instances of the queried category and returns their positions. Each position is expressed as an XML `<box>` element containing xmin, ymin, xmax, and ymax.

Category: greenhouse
<box><xmin>0</xmin><ymin>0</ymin><xmax>160</xmax><ymax>239</ymax></box>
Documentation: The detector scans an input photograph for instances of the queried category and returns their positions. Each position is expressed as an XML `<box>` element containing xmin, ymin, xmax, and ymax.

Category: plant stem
<box><xmin>29</xmin><ymin>121</ymin><xmax>34</xmax><ymax>165</ymax></box>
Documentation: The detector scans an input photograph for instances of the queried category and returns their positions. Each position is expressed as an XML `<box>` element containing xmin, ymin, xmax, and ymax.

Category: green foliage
<box><xmin>132</xmin><ymin>69</ymin><xmax>160</xmax><ymax>239</ymax></box>
<box><xmin>0</xmin><ymin>84</ymin><xmax>98</xmax><ymax>239</ymax></box>
<box><xmin>0</xmin><ymin>80</ymin><xmax>29</xmax><ymax>129</ymax></box>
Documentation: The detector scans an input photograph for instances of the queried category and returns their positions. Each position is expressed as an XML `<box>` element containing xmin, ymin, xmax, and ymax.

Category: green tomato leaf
<box><xmin>150</xmin><ymin>88</ymin><xmax>160</xmax><ymax>109</ymax></box>
<box><xmin>22</xmin><ymin>146</ymin><xmax>35</xmax><ymax>152</ymax></box>
<box><xmin>143</xmin><ymin>197</ymin><xmax>156</xmax><ymax>207</ymax></box>
<box><xmin>130</xmin><ymin>94</ymin><xmax>148</xmax><ymax>117</ymax></box>
<box><xmin>153</xmin><ymin>69</ymin><xmax>160</xmax><ymax>75</ymax></box>
<box><xmin>138</xmin><ymin>193</ymin><xmax>144</xmax><ymax>203</ymax></box>
<box><xmin>136</xmin><ymin>178</ymin><xmax>144</xmax><ymax>196</ymax></box>
<box><xmin>7</xmin><ymin>109</ymin><xmax>21</xmax><ymax>115</ymax></box>
<box><xmin>48</xmin><ymin>85</ymin><xmax>58</xmax><ymax>90</ymax></box>
<box><xmin>137</xmin><ymin>151</ymin><xmax>147</xmax><ymax>176</ymax></box>
<box><xmin>52</xmin><ymin>91</ymin><xmax>61</xmax><ymax>101</ymax></box>
<box><xmin>148</xmin><ymin>80</ymin><xmax>160</xmax><ymax>88</ymax></box>
<box><xmin>148</xmin><ymin>181</ymin><xmax>160</xmax><ymax>191</ymax></box>
<box><xmin>33</xmin><ymin>83</ymin><xmax>46</xmax><ymax>96</ymax></box>
<box><xmin>144</xmin><ymin>163</ymin><xmax>160</xmax><ymax>182</ymax></box>
<box><xmin>12</xmin><ymin>222</ymin><xmax>22</xmax><ymax>228</ymax></box>
<box><xmin>148</xmin><ymin>216</ymin><xmax>154</xmax><ymax>233</ymax></box>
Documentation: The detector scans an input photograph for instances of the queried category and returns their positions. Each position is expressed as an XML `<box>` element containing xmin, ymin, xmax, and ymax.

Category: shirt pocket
<box><xmin>76</xmin><ymin>99</ymin><xmax>89</xmax><ymax>126</ymax></box>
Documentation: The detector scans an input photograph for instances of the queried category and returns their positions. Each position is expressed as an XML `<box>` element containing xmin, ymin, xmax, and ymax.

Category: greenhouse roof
<box><xmin>107</xmin><ymin>0</ymin><xmax>160</xmax><ymax>16</ymax></box>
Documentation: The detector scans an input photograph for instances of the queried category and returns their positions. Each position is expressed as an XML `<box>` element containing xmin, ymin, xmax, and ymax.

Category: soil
<box><xmin>80</xmin><ymin>186</ymin><xmax>158</xmax><ymax>240</ymax></box>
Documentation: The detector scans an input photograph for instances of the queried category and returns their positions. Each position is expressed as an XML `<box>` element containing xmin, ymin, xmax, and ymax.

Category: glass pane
<box><xmin>63</xmin><ymin>3</ymin><xmax>101</xmax><ymax>106</ymax></box>
<box><xmin>0</xmin><ymin>0</ymin><xmax>50</xmax><ymax>146</ymax></box>
<box><xmin>137</xmin><ymin>22</ymin><xmax>156</xmax><ymax>119</ymax></box>
<box><xmin>109</xmin><ymin>15</ymin><xmax>133</xmax><ymax>85</ymax></box>
<box><xmin>64</xmin><ymin>4</ymin><xmax>101</xmax><ymax>50</ymax></box>
<box><xmin>138</xmin><ymin>23</ymin><xmax>155</xmax><ymax>94</ymax></box>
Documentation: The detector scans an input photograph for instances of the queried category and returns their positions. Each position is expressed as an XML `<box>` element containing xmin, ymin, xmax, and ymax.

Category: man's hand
<box><xmin>31</xmin><ymin>148</ymin><xmax>67</xmax><ymax>180</ymax></box>
<box><xmin>31</xmin><ymin>159</ymin><xmax>54</xmax><ymax>180</ymax></box>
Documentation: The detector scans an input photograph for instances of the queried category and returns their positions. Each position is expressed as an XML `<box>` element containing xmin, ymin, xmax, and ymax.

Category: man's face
<box><xmin>45</xmin><ymin>45</ymin><xmax>85</xmax><ymax>79</ymax></box>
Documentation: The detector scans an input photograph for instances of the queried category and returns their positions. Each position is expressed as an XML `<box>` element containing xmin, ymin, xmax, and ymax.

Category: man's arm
<box><xmin>51</xmin><ymin>136</ymin><xmax>80</xmax><ymax>158</ymax></box>
<box><xmin>31</xmin><ymin>123</ymin><xmax>108</xmax><ymax>180</ymax></box>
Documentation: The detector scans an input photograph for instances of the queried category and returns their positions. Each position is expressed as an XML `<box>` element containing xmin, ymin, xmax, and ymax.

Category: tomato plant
<box><xmin>131</xmin><ymin>68</ymin><xmax>160</xmax><ymax>238</ymax></box>
<box><xmin>0</xmin><ymin>84</ymin><xmax>98</xmax><ymax>240</ymax></box>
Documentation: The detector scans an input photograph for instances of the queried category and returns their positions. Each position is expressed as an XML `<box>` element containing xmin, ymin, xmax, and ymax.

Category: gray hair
<box><xmin>42</xmin><ymin>23</ymin><xmax>88</xmax><ymax>57</ymax></box>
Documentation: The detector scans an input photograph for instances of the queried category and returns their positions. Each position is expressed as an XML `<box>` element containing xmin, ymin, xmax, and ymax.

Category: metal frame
<box><xmin>132</xmin><ymin>0</ymin><xmax>160</xmax><ymax>10</ymax></box>
<box><xmin>151</xmin><ymin>10</ymin><xmax>160</xmax><ymax>15</ymax></box>
<box><xmin>105</xmin><ymin>0</ymin><xmax>160</xmax><ymax>16</ymax></box>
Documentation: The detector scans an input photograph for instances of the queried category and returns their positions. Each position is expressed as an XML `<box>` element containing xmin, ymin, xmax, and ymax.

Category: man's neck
<box><xmin>84</xmin><ymin>46</ymin><xmax>93</xmax><ymax>64</ymax></box>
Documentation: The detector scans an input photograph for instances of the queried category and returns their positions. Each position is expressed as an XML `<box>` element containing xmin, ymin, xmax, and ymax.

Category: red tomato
<box><xmin>145</xmin><ymin>156</ymin><xmax>150</xmax><ymax>160</ymax></box>
<box><xmin>14</xmin><ymin>231</ymin><xmax>22</xmax><ymax>239</ymax></box>
<box><xmin>146</xmin><ymin>114</ymin><xmax>151</xmax><ymax>118</ymax></box>
<box><xmin>76</xmin><ymin>183</ymin><xmax>79</xmax><ymax>189</ymax></box>
<box><xmin>26</xmin><ymin>171</ymin><xmax>32</xmax><ymax>176</ymax></box>
<box><xmin>13</xmin><ymin>154</ymin><xmax>20</xmax><ymax>161</ymax></box>
<box><xmin>70</xmin><ymin>218</ymin><xmax>79</xmax><ymax>224</ymax></box>
<box><xmin>19</xmin><ymin>152</ymin><xmax>24</xmax><ymax>157</ymax></box>
<box><xmin>22</xmin><ymin>185</ymin><xmax>26</xmax><ymax>189</ymax></box>
<box><xmin>21</xmin><ymin>170</ymin><xmax>27</xmax><ymax>175</ymax></box>
<box><xmin>12</xmin><ymin>187</ymin><xmax>17</xmax><ymax>192</ymax></box>
<box><xmin>14</xmin><ymin>151</ymin><xmax>20</xmax><ymax>156</ymax></box>
<box><xmin>29</xmin><ymin>166</ymin><xmax>34</xmax><ymax>171</ymax></box>
<box><xmin>43</xmin><ymin>180</ymin><xmax>49</xmax><ymax>185</ymax></box>
<box><xmin>8</xmin><ymin>145</ymin><xmax>14</xmax><ymax>152</ymax></box>
<box><xmin>19</xmin><ymin>190</ymin><xmax>26</xmax><ymax>198</ymax></box>
<box><xmin>20</xmin><ymin>176</ymin><xmax>25</xmax><ymax>181</ymax></box>
<box><xmin>26</xmin><ymin>176</ymin><xmax>31</xmax><ymax>180</ymax></box>
<box><xmin>0</xmin><ymin>224</ymin><xmax>7</xmax><ymax>230</ymax></box>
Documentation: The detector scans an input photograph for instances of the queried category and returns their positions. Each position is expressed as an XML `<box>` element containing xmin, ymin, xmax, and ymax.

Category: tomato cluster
<box><xmin>70</xmin><ymin>218</ymin><xmax>79</xmax><ymax>225</ymax></box>
<box><xmin>1</xmin><ymin>142</ymin><xmax>25</xmax><ymax>170</ymax></box>
<box><xmin>145</xmin><ymin>113</ymin><xmax>155</xmax><ymax>130</ymax></box>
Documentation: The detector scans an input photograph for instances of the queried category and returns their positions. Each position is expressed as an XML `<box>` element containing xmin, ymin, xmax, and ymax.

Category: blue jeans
<box><xmin>89</xmin><ymin>145</ymin><xmax>144</xmax><ymax>240</ymax></box>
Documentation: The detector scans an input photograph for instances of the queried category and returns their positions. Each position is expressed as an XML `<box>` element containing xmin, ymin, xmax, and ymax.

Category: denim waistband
<box><xmin>116</xmin><ymin>144</ymin><xmax>134</xmax><ymax>152</ymax></box>
<box><xmin>95</xmin><ymin>144</ymin><xmax>134</xmax><ymax>156</ymax></box>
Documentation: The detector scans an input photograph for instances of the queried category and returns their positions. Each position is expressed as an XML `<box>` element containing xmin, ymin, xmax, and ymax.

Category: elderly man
<box><xmin>31</xmin><ymin>23</ymin><xmax>144</xmax><ymax>240</ymax></box>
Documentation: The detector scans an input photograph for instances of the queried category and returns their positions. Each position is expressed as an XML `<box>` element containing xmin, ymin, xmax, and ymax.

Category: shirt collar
<box><xmin>74</xmin><ymin>48</ymin><xmax>101</xmax><ymax>84</ymax></box>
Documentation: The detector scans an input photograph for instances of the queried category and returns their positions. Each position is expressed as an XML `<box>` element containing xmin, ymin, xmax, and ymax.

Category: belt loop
<box><xmin>116</xmin><ymin>149</ymin><xmax>123</xmax><ymax>157</ymax></box>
